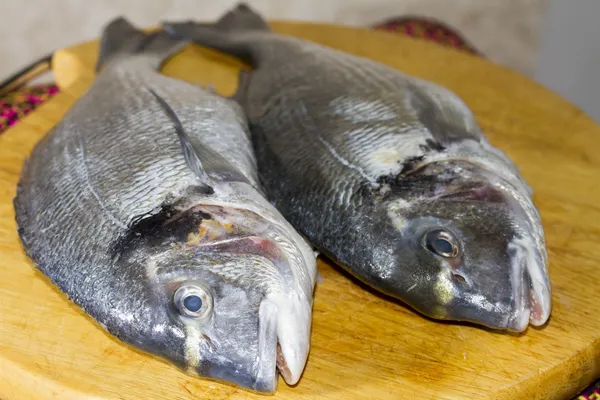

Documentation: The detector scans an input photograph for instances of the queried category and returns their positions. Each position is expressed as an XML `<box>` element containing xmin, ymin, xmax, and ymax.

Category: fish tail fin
<box><xmin>96</xmin><ymin>17</ymin><xmax>185</xmax><ymax>72</ymax></box>
<box><xmin>162</xmin><ymin>3</ymin><xmax>270</xmax><ymax>62</ymax></box>
<box><xmin>213</xmin><ymin>3</ymin><xmax>271</xmax><ymax>32</ymax></box>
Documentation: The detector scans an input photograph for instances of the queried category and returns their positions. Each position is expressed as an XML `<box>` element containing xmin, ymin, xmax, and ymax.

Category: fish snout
<box><xmin>186</xmin><ymin>291</ymin><xmax>310</xmax><ymax>393</ymax></box>
<box><xmin>507</xmin><ymin>239</ymin><xmax>551</xmax><ymax>332</ymax></box>
<box><xmin>435</xmin><ymin>237</ymin><xmax>551</xmax><ymax>332</ymax></box>
<box><xmin>264</xmin><ymin>291</ymin><xmax>311</xmax><ymax>385</ymax></box>
<box><xmin>251</xmin><ymin>292</ymin><xmax>311</xmax><ymax>392</ymax></box>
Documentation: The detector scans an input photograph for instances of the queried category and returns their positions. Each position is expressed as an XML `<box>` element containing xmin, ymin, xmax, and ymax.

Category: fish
<box><xmin>162</xmin><ymin>3</ymin><xmax>551</xmax><ymax>332</ymax></box>
<box><xmin>13</xmin><ymin>16</ymin><xmax>317</xmax><ymax>393</ymax></box>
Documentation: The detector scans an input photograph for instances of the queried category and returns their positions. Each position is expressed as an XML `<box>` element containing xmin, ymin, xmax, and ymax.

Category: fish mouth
<box><xmin>254</xmin><ymin>294</ymin><xmax>311</xmax><ymax>393</ymax></box>
<box><xmin>507</xmin><ymin>238</ymin><xmax>551</xmax><ymax>332</ymax></box>
<box><xmin>176</xmin><ymin>209</ymin><xmax>313</xmax><ymax>391</ymax></box>
<box><xmin>195</xmin><ymin>235</ymin><xmax>311</xmax><ymax>387</ymax></box>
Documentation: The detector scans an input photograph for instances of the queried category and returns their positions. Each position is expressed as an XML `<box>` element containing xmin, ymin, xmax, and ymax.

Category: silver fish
<box><xmin>163</xmin><ymin>4</ymin><xmax>551</xmax><ymax>332</ymax></box>
<box><xmin>14</xmin><ymin>17</ymin><xmax>317</xmax><ymax>393</ymax></box>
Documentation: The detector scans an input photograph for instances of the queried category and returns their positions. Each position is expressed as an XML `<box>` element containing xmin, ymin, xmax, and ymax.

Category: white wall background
<box><xmin>0</xmin><ymin>0</ymin><xmax>545</xmax><ymax>79</ymax></box>
<box><xmin>535</xmin><ymin>0</ymin><xmax>600</xmax><ymax>122</ymax></box>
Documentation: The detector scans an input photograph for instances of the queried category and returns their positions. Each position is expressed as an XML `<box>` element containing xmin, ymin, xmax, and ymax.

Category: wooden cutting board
<box><xmin>1</xmin><ymin>21</ymin><xmax>599</xmax><ymax>400</ymax></box>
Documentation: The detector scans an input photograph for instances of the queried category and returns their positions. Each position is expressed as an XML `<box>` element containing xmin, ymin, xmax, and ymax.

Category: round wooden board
<box><xmin>1</xmin><ymin>21</ymin><xmax>599</xmax><ymax>400</ymax></box>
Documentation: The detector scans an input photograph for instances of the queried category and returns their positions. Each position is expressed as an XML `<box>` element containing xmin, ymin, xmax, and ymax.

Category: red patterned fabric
<box><xmin>576</xmin><ymin>380</ymin><xmax>600</xmax><ymax>400</ymax></box>
<box><xmin>373</xmin><ymin>17</ymin><xmax>481</xmax><ymax>55</ymax></box>
<box><xmin>0</xmin><ymin>84</ymin><xmax>58</xmax><ymax>132</ymax></box>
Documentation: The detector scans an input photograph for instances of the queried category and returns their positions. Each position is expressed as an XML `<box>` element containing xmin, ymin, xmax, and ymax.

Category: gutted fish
<box><xmin>14</xmin><ymin>17</ymin><xmax>317</xmax><ymax>393</ymax></box>
<box><xmin>163</xmin><ymin>4</ymin><xmax>551</xmax><ymax>332</ymax></box>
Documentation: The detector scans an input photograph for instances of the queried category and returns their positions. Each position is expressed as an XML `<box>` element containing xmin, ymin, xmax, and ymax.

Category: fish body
<box><xmin>14</xmin><ymin>17</ymin><xmax>316</xmax><ymax>393</ymax></box>
<box><xmin>164</xmin><ymin>4</ymin><xmax>551</xmax><ymax>332</ymax></box>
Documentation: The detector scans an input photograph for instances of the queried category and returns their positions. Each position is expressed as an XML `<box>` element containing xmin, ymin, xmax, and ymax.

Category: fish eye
<box><xmin>423</xmin><ymin>229</ymin><xmax>459</xmax><ymax>258</ymax></box>
<box><xmin>173</xmin><ymin>284</ymin><xmax>213</xmax><ymax>319</ymax></box>
<box><xmin>184</xmin><ymin>295</ymin><xmax>202</xmax><ymax>312</ymax></box>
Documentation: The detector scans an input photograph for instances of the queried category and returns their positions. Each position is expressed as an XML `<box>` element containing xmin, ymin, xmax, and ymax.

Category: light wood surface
<box><xmin>1</xmin><ymin>21</ymin><xmax>599</xmax><ymax>400</ymax></box>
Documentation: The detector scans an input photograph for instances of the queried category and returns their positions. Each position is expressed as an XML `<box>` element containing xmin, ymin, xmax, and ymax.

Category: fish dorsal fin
<box><xmin>149</xmin><ymin>89</ymin><xmax>250</xmax><ymax>190</ymax></box>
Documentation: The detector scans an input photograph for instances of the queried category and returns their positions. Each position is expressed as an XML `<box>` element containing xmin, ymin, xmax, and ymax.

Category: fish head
<box><xmin>379</xmin><ymin>161</ymin><xmax>550</xmax><ymax>332</ymax></box>
<box><xmin>121</xmin><ymin>203</ymin><xmax>315</xmax><ymax>393</ymax></box>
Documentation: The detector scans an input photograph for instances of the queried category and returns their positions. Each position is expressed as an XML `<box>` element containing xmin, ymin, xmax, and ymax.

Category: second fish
<box><xmin>164</xmin><ymin>4</ymin><xmax>551</xmax><ymax>332</ymax></box>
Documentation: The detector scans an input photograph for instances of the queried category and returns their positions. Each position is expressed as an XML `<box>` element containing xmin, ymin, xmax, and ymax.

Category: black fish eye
<box><xmin>183</xmin><ymin>295</ymin><xmax>203</xmax><ymax>312</ymax></box>
<box><xmin>424</xmin><ymin>229</ymin><xmax>459</xmax><ymax>258</ymax></box>
<box><xmin>174</xmin><ymin>284</ymin><xmax>213</xmax><ymax>319</ymax></box>
<box><xmin>433</xmin><ymin>238</ymin><xmax>453</xmax><ymax>254</ymax></box>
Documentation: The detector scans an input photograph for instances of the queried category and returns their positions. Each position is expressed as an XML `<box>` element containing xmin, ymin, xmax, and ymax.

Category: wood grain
<box><xmin>1</xmin><ymin>21</ymin><xmax>599</xmax><ymax>400</ymax></box>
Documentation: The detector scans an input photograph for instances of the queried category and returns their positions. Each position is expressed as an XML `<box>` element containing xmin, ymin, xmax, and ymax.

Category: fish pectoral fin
<box><xmin>149</xmin><ymin>89</ymin><xmax>250</xmax><ymax>188</ymax></box>
<box><xmin>149</xmin><ymin>89</ymin><xmax>214</xmax><ymax>193</ymax></box>
<box><xmin>408</xmin><ymin>77</ymin><xmax>484</xmax><ymax>144</ymax></box>
<box><xmin>187</xmin><ymin>137</ymin><xmax>251</xmax><ymax>185</ymax></box>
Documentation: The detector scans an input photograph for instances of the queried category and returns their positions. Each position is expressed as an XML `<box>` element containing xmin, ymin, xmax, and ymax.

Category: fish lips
<box><xmin>218</xmin><ymin>297</ymin><xmax>310</xmax><ymax>393</ymax></box>
<box><xmin>210</xmin><ymin>294</ymin><xmax>310</xmax><ymax>393</ymax></box>
<box><xmin>506</xmin><ymin>238</ymin><xmax>551</xmax><ymax>332</ymax></box>
<box><xmin>256</xmin><ymin>293</ymin><xmax>311</xmax><ymax>392</ymax></box>
<box><xmin>252</xmin><ymin>299</ymin><xmax>279</xmax><ymax>392</ymax></box>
